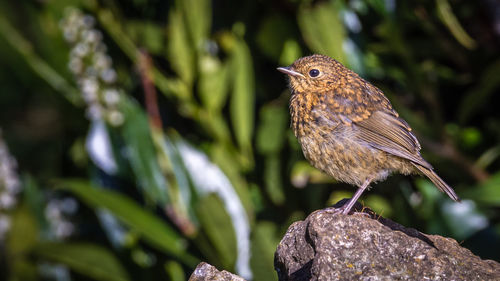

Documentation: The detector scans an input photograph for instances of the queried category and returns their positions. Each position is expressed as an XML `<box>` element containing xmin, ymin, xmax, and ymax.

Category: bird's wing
<box><xmin>319</xmin><ymin>81</ymin><xmax>433</xmax><ymax>169</ymax></box>
<box><xmin>353</xmin><ymin>110</ymin><xmax>433</xmax><ymax>170</ymax></box>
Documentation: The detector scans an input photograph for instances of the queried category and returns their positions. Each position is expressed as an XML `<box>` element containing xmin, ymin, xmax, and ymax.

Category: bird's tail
<box><xmin>413</xmin><ymin>164</ymin><xmax>460</xmax><ymax>202</ymax></box>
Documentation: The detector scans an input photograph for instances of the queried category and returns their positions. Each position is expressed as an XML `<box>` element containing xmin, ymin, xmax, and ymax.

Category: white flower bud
<box><xmin>108</xmin><ymin>110</ymin><xmax>124</xmax><ymax>126</ymax></box>
<box><xmin>87</xmin><ymin>104</ymin><xmax>103</xmax><ymax>121</ymax></box>
<box><xmin>0</xmin><ymin>193</ymin><xmax>17</xmax><ymax>210</ymax></box>
<box><xmin>82</xmin><ymin>15</ymin><xmax>95</xmax><ymax>29</ymax></box>
<box><xmin>101</xmin><ymin>69</ymin><xmax>117</xmax><ymax>83</ymax></box>
<box><xmin>103</xmin><ymin>89</ymin><xmax>120</xmax><ymax>106</ymax></box>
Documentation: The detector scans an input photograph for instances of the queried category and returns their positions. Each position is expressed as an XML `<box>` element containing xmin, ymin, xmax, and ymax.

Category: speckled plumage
<box><xmin>278</xmin><ymin>54</ymin><xmax>459</xmax><ymax>214</ymax></box>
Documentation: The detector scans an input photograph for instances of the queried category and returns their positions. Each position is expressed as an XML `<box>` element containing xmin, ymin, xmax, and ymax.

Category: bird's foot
<box><xmin>331</xmin><ymin>204</ymin><xmax>372</xmax><ymax>218</ymax></box>
<box><xmin>332</xmin><ymin>204</ymin><xmax>353</xmax><ymax>215</ymax></box>
<box><xmin>331</xmin><ymin>198</ymin><xmax>372</xmax><ymax>217</ymax></box>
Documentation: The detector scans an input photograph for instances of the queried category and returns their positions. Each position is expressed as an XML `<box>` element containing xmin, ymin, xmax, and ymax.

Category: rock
<box><xmin>189</xmin><ymin>262</ymin><xmax>247</xmax><ymax>281</ymax></box>
<box><xmin>275</xmin><ymin>199</ymin><xmax>500</xmax><ymax>281</ymax></box>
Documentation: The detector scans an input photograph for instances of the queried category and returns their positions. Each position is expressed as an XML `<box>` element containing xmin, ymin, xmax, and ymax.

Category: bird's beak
<box><xmin>277</xmin><ymin>67</ymin><xmax>305</xmax><ymax>78</ymax></box>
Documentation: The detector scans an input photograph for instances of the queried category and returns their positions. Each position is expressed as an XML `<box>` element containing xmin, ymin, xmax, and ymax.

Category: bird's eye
<box><xmin>309</xmin><ymin>69</ymin><xmax>320</xmax><ymax>77</ymax></box>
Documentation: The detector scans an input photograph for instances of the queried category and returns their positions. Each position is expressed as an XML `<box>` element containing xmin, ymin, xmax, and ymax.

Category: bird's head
<box><xmin>277</xmin><ymin>54</ymin><xmax>348</xmax><ymax>93</ymax></box>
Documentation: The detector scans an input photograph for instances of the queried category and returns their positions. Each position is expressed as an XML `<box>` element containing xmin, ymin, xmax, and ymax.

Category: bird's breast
<box><xmin>290</xmin><ymin>91</ymin><xmax>345</xmax><ymax>138</ymax></box>
<box><xmin>289</xmin><ymin>91</ymin><xmax>319</xmax><ymax>138</ymax></box>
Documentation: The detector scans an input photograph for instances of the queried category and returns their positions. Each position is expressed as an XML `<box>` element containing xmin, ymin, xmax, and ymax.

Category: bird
<box><xmin>277</xmin><ymin>54</ymin><xmax>460</xmax><ymax>215</ymax></box>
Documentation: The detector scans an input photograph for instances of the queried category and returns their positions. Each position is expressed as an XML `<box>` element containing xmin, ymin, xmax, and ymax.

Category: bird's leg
<box><xmin>336</xmin><ymin>178</ymin><xmax>372</xmax><ymax>215</ymax></box>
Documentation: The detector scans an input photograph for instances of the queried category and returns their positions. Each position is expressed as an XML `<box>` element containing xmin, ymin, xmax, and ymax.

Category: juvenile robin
<box><xmin>278</xmin><ymin>54</ymin><xmax>459</xmax><ymax>214</ymax></box>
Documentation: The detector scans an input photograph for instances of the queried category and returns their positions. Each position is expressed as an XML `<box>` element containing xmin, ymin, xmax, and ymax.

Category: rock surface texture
<box><xmin>189</xmin><ymin>262</ymin><xmax>247</xmax><ymax>281</ymax></box>
<box><xmin>274</xmin><ymin>200</ymin><xmax>500</xmax><ymax>281</ymax></box>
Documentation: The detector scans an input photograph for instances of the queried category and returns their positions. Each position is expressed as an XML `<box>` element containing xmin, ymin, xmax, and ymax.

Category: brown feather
<box><xmin>356</xmin><ymin>111</ymin><xmax>421</xmax><ymax>152</ymax></box>
<box><xmin>353</xmin><ymin>124</ymin><xmax>433</xmax><ymax>170</ymax></box>
<box><xmin>353</xmin><ymin>110</ymin><xmax>433</xmax><ymax>169</ymax></box>
<box><xmin>413</xmin><ymin>164</ymin><xmax>460</xmax><ymax>201</ymax></box>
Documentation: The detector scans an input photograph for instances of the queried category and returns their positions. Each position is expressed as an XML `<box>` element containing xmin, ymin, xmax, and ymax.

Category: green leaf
<box><xmin>366</xmin><ymin>0</ymin><xmax>391</xmax><ymax>16</ymax></box>
<box><xmin>33</xmin><ymin>242</ymin><xmax>130</xmax><ymax>281</ymax></box>
<box><xmin>23</xmin><ymin>175</ymin><xmax>50</xmax><ymax>234</ymax></box>
<box><xmin>0</xmin><ymin>16</ymin><xmax>81</xmax><ymax>105</ymax></box>
<box><xmin>363</xmin><ymin>194</ymin><xmax>393</xmax><ymax>217</ymax></box>
<box><xmin>327</xmin><ymin>191</ymin><xmax>354</xmax><ymax>206</ymax></box>
<box><xmin>460</xmin><ymin>127</ymin><xmax>482</xmax><ymax>148</ymax></box>
<box><xmin>298</xmin><ymin>1</ymin><xmax>346</xmax><ymax>65</ymax></box>
<box><xmin>195</xmin><ymin>194</ymin><xmax>237</xmax><ymax>270</ymax></box>
<box><xmin>93</xmin><ymin>7</ymin><xmax>190</xmax><ymax>102</ymax></box>
<box><xmin>264</xmin><ymin>156</ymin><xmax>285</xmax><ymax>205</ymax></box>
<box><xmin>198</xmin><ymin>55</ymin><xmax>230</xmax><ymax>112</ymax></box>
<box><xmin>475</xmin><ymin>145</ymin><xmax>500</xmax><ymax>170</ymax></box>
<box><xmin>436</xmin><ymin>0</ymin><xmax>476</xmax><ymax>49</ymax></box>
<box><xmin>167</xmin><ymin>9</ymin><xmax>195</xmax><ymax>86</ymax></box>
<box><xmin>462</xmin><ymin>173</ymin><xmax>500</xmax><ymax>206</ymax></box>
<box><xmin>56</xmin><ymin>179</ymin><xmax>199</xmax><ymax>266</ymax></box>
<box><xmin>250</xmin><ymin>222</ymin><xmax>278</xmax><ymax>281</ymax></box>
<box><xmin>96</xmin><ymin>9</ymin><xmax>140</xmax><ymax>62</ymax></box>
<box><xmin>6</xmin><ymin>203</ymin><xmax>39</xmax><ymax>281</ymax></box>
<box><xmin>127</xmin><ymin>21</ymin><xmax>164</xmax><ymax>54</ymax></box>
<box><xmin>197</xmin><ymin>110</ymin><xmax>233</xmax><ymax>144</ymax></box>
<box><xmin>157</xmin><ymin>133</ymin><xmax>198</xmax><ymax>234</ymax></box>
<box><xmin>10</xmin><ymin>259</ymin><xmax>38</xmax><ymax>281</ymax></box>
<box><xmin>165</xmin><ymin>261</ymin><xmax>186</xmax><ymax>281</ymax></box>
<box><xmin>211</xmin><ymin>144</ymin><xmax>254</xmax><ymax>218</ymax></box>
<box><xmin>290</xmin><ymin>161</ymin><xmax>334</xmax><ymax>188</ymax></box>
<box><xmin>131</xmin><ymin>248</ymin><xmax>156</xmax><ymax>267</ymax></box>
<box><xmin>230</xmin><ymin>37</ymin><xmax>255</xmax><ymax>165</ymax></box>
<box><xmin>121</xmin><ymin>100</ymin><xmax>169</xmax><ymax>205</ymax></box>
<box><xmin>7</xmin><ymin>205</ymin><xmax>38</xmax><ymax>256</ymax></box>
<box><xmin>279</xmin><ymin>39</ymin><xmax>302</xmax><ymax>66</ymax></box>
<box><xmin>415</xmin><ymin>179</ymin><xmax>441</xmax><ymax>219</ymax></box>
<box><xmin>179</xmin><ymin>0</ymin><xmax>211</xmax><ymax>49</ymax></box>
<box><xmin>256</xmin><ymin>15</ymin><xmax>296</xmax><ymax>60</ymax></box>
<box><xmin>256</xmin><ymin>105</ymin><xmax>287</xmax><ymax>154</ymax></box>
<box><xmin>156</xmin><ymin>76</ymin><xmax>192</xmax><ymax>101</ymax></box>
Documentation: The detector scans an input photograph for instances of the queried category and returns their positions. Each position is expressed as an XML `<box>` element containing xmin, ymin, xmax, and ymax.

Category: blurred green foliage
<box><xmin>0</xmin><ymin>0</ymin><xmax>499</xmax><ymax>280</ymax></box>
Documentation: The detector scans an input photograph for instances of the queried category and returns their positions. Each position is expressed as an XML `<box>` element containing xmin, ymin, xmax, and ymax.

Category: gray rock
<box><xmin>189</xmin><ymin>262</ymin><xmax>247</xmax><ymax>281</ymax></box>
<box><xmin>275</xmin><ymin>199</ymin><xmax>500</xmax><ymax>281</ymax></box>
